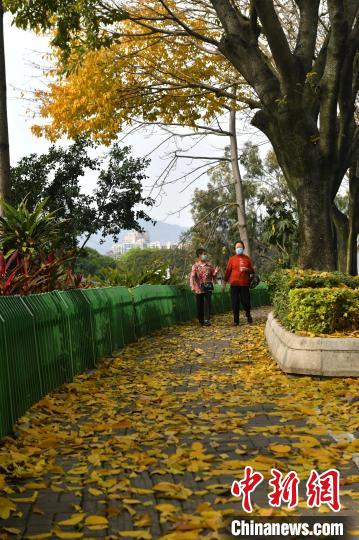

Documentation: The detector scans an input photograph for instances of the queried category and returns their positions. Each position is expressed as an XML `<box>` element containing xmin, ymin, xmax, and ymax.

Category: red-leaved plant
<box><xmin>0</xmin><ymin>250</ymin><xmax>87</xmax><ymax>296</ymax></box>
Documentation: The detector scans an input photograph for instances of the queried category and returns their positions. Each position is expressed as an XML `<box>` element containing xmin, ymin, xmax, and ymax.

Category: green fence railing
<box><xmin>0</xmin><ymin>283</ymin><xmax>270</xmax><ymax>438</ymax></box>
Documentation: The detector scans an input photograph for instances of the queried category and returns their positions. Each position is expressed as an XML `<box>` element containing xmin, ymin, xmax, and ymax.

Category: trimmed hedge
<box><xmin>268</xmin><ymin>269</ymin><xmax>359</xmax><ymax>334</ymax></box>
<box><xmin>287</xmin><ymin>288</ymin><xmax>359</xmax><ymax>333</ymax></box>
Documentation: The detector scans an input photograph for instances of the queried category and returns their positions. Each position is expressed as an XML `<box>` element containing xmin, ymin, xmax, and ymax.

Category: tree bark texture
<box><xmin>332</xmin><ymin>204</ymin><xmax>349</xmax><ymax>273</ymax></box>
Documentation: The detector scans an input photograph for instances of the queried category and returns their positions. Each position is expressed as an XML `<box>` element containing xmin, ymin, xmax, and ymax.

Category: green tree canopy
<box><xmin>75</xmin><ymin>247</ymin><xmax>116</xmax><ymax>279</ymax></box>
<box><xmin>10</xmin><ymin>138</ymin><xmax>154</xmax><ymax>249</ymax></box>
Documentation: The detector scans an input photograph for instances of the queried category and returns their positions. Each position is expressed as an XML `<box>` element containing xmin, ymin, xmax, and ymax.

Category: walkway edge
<box><xmin>265</xmin><ymin>311</ymin><xmax>359</xmax><ymax>377</ymax></box>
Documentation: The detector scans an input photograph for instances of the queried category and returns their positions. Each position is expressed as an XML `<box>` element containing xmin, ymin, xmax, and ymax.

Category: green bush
<box><xmin>287</xmin><ymin>288</ymin><xmax>359</xmax><ymax>333</ymax></box>
<box><xmin>268</xmin><ymin>268</ymin><xmax>359</xmax><ymax>334</ymax></box>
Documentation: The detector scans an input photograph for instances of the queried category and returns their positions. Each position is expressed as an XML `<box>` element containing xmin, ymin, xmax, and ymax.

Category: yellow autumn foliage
<box><xmin>33</xmin><ymin>6</ymin><xmax>252</xmax><ymax>143</ymax></box>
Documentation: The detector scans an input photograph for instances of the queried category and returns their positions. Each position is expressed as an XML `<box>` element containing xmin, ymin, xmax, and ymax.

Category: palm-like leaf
<box><xmin>0</xmin><ymin>197</ymin><xmax>62</xmax><ymax>255</ymax></box>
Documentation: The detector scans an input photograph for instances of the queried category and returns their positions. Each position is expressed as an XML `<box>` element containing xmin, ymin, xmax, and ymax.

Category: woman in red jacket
<box><xmin>222</xmin><ymin>241</ymin><xmax>254</xmax><ymax>326</ymax></box>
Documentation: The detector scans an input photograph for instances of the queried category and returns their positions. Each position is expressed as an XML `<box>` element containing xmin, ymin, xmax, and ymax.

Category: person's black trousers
<box><xmin>196</xmin><ymin>292</ymin><xmax>212</xmax><ymax>324</ymax></box>
<box><xmin>230</xmin><ymin>285</ymin><xmax>251</xmax><ymax>324</ymax></box>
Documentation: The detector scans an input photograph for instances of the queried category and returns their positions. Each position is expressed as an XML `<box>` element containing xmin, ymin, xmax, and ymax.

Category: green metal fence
<box><xmin>0</xmin><ymin>283</ymin><xmax>269</xmax><ymax>438</ymax></box>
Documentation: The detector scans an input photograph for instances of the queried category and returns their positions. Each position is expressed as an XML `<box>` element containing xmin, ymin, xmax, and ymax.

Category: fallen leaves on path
<box><xmin>0</xmin><ymin>308</ymin><xmax>358</xmax><ymax>538</ymax></box>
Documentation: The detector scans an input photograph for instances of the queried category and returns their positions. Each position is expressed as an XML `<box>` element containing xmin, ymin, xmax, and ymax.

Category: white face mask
<box><xmin>201</xmin><ymin>254</ymin><xmax>208</xmax><ymax>261</ymax></box>
<box><xmin>235</xmin><ymin>247</ymin><xmax>244</xmax><ymax>255</ymax></box>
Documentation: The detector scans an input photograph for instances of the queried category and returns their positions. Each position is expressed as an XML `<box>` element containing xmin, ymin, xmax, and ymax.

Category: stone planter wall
<box><xmin>265</xmin><ymin>312</ymin><xmax>359</xmax><ymax>377</ymax></box>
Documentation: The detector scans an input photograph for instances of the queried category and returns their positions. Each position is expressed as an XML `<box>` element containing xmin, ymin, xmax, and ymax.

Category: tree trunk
<box><xmin>229</xmin><ymin>108</ymin><xmax>251</xmax><ymax>257</ymax></box>
<box><xmin>347</xmin><ymin>162</ymin><xmax>359</xmax><ymax>275</ymax></box>
<box><xmin>331</xmin><ymin>204</ymin><xmax>348</xmax><ymax>272</ymax></box>
<box><xmin>346</xmin><ymin>226</ymin><xmax>358</xmax><ymax>276</ymax></box>
<box><xmin>296</xmin><ymin>182</ymin><xmax>336</xmax><ymax>270</ymax></box>
<box><xmin>0</xmin><ymin>0</ymin><xmax>10</xmax><ymax>212</ymax></box>
<box><xmin>251</xmin><ymin>106</ymin><xmax>338</xmax><ymax>271</ymax></box>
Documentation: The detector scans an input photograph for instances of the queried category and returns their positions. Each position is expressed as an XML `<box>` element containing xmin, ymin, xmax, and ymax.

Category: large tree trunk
<box><xmin>0</xmin><ymin>0</ymin><xmax>10</xmax><ymax>211</ymax></box>
<box><xmin>252</xmin><ymin>109</ymin><xmax>337</xmax><ymax>270</ymax></box>
<box><xmin>229</xmin><ymin>108</ymin><xmax>251</xmax><ymax>257</ymax></box>
<box><xmin>332</xmin><ymin>204</ymin><xmax>349</xmax><ymax>272</ymax></box>
<box><xmin>296</xmin><ymin>183</ymin><xmax>336</xmax><ymax>270</ymax></box>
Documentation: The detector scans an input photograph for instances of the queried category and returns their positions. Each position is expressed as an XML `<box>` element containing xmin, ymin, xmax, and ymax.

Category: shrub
<box><xmin>287</xmin><ymin>288</ymin><xmax>359</xmax><ymax>334</ymax></box>
<box><xmin>0</xmin><ymin>250</ymin><xmax>86</xmax><ymax>295</ymax></box>
<box><xmin>268</xmin><ymin>268</ymin><xmax>359</xmax><ymax>334</ymax></box>
<box><xmin>0</xmin><ymin>198</ymin><xmax>62</xmax><ymax>256</ymax></box>
<box><xmin>0</xmin><ymin>198</ymin><xmax>87</xmax><ymax>295</ymax></box>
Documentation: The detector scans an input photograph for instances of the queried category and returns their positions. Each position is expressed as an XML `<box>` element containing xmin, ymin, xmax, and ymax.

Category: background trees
<box><xmin>190</xmin><ymin>141</ymin><xmax>299</xmax><ymax>274</ymax></box>
<box><xmin>75</xmin><ymin>248</ymin><xmax>116</xmax><ymax>280</ymax></box>
<box><xmin>10</xmin><ymin>138</ymin><xmax>154</xmax><ymax>249</ymax></box>
<box><xmin>91</xmin><ymin>247</ymin><xmax>190</xmax><ymax>287</ymax></box>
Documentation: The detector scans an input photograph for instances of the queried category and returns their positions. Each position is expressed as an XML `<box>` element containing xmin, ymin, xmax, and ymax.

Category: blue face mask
<box><xmin>201</xmin><ymin>254</ymin><xmax>208</xmax><ymax>261</ymax></box>
<box><xmin>236</xmin><ymin>247</ymin><xmax>244</xmax><ymax>255</ymax></box>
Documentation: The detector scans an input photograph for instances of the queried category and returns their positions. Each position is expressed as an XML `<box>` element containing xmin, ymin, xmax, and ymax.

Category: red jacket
<box><xmin>224</xmin><ymin>255</ymin><xmax>254</xmax><ymax>286</ymax></box>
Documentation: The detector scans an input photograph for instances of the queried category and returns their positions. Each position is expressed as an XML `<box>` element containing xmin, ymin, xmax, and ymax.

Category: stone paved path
<box><xmin>0</xmin><ymin>307</ymin><xmax>358</xmax><ymax>539</ymax></box>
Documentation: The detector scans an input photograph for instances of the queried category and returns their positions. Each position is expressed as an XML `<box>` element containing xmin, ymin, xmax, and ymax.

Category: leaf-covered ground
<box><xmin>0</xmin><ymin>307</ymin><xmax>358</xmax><ymax>539</ymax></box>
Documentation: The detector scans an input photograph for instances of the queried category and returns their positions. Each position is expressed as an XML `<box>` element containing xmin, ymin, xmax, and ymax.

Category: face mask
<box><xmin>201</xmin><ymin>254</ymin><xmax>208</xmax><ymax>261</ymax></box>
<box><xmin>236</xmin><ymin>247</ymin><xmax>244</xmax><ymax>255</ymax></box>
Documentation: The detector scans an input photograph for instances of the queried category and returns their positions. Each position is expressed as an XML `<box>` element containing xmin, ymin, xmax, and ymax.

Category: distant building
<box><xmin>124</xmin><ymin>230</ymin><xmax>150</xmax><ymax>245</ymax></box>
<box><xmin>109</xmin><ymin>230</ymin><xmax>178</xmax><ymax>259</ymax></box>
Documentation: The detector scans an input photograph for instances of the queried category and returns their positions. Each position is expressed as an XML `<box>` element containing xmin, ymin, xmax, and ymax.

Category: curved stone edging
<box><xmin>265</xmin><ymin>311</ymin><xmax>359</xmax><ymax>377</ymax></box>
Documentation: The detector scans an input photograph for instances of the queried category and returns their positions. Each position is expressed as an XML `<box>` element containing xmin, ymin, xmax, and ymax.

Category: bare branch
<box><xmin>175</xmin><ymin>154</ymin><xmax>230</xmax><ymax>161</ymax></box>
<box><xmin>157</xmin><ymin>0</ymin><xmax>219</xmax><ymax>46</ymax></box>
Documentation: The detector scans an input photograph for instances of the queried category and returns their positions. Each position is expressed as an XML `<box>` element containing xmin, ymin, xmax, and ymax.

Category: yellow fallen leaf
<box><xmin>155</xmin><ymin>503</ymin><xmax>178</xmax><ymax>513</ymax></box>
<box><xmin>84</xmin><ymin>515</ymin><xmax>108</xmax><ymax>526</ymax></box>
<box><xmin>33</xmin><ymin>506</ymin><xmax>45</xmax><ymax>515</ymax></box>
<box><xmin>68</xmin><ymin>466</ymin><xmax>88</xmax><ymax>475</ymax></box>
<box><xmin>27</xmin><ymin>534</ymin><xmax>52</xmax><ymax>539</ymax></box>
<box><xmin>153</xmin><ymin>482</ymin><xmax>192</xmax><ymax>500</ymax></box>
<box><xmin>88</xmin><ymin>488</ymin><xmax>103</xmax><ymax>496</ymax></box>
<box><xmin>175</xmin><ymin>516</ymin><xmax>203</xmax><ymax>531</ymax></box>
<box><xmin>11</xmin><ymin>492</ymin><xmax>38</xmax><ymax>503</ymax></box>
<box><xmin>54</xmin><ymin>532</ymin><xmax>84</xmax><ymax>539</ymax></box>
<box><xmin>0</xmin><ymin>474</ymin><xmax>6</xmax><ymax>490</ymax></box>
<box><xmin>160</xmin><ymin>531</ymin><xmax>200</xmax><ymax>540</ymax></box>
<box><xmin>58</xmin><ymin>513</ymin><xmax>86</xmax><ymax>526</ymax></box>
<box><xmin>2</xmin><ymin>528</ymin><xmax>21</xmax><ymax>536</ymax></box>
<box><xmin>118</xmin><ymin>531</ymin><xmax>152</xmax><ymax>539</ymax></box>
<box><xmin>23</xmin><ymin>482</ymin><xmax>48</xmax><ymax>490</ymax></box>
<box><xmin>135</xmin><ymin>512</ymin><xmax>152</xmax><ymax>527</ymax></box>
<box><xmin>0</xmin><ymin>497</ymin><xmax>16</xmax><ymax>519</ymax></box>
<box><xmin>257</xmin><ymin>508</ymin><xmax>275</xmax><ymax>516</ymax></box>
<box><xmin>268</xmin><ymin>444</ymin><xmax>291</xmax><ymax>454</ymax></box>
<box><xmin>317</xmin><ymin>506</ymin><xmax>330</xmax><ymax>513</ymax></box>
<box><xmin>191</xmin><ymin>442</ymin><xmax>203</xmax><ymax>452</ymax></box>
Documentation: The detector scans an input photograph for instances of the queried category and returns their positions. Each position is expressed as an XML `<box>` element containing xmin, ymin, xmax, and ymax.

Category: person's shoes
<box><xmin>203</xmin><ymin>320</ymin><xmax>211</xmax><ymax>326</ymax></box>
<box><xmin>247</xmin><ymin>314</ymin><xmax>253</xmax><ymax>324</ymax></box>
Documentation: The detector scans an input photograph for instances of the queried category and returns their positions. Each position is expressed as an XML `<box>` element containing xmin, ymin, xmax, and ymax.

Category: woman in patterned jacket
<box><xmin>189</xmin><ymin>247</ymin><xmax>219</xmax><ymax>326</ymax></box>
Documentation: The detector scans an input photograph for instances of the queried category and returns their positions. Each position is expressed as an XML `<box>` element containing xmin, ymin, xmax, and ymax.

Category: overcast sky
<box><xmin>5</xmin><ymin>14</ymin><xmax>264</xmax><ymax>228</ymax></box>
